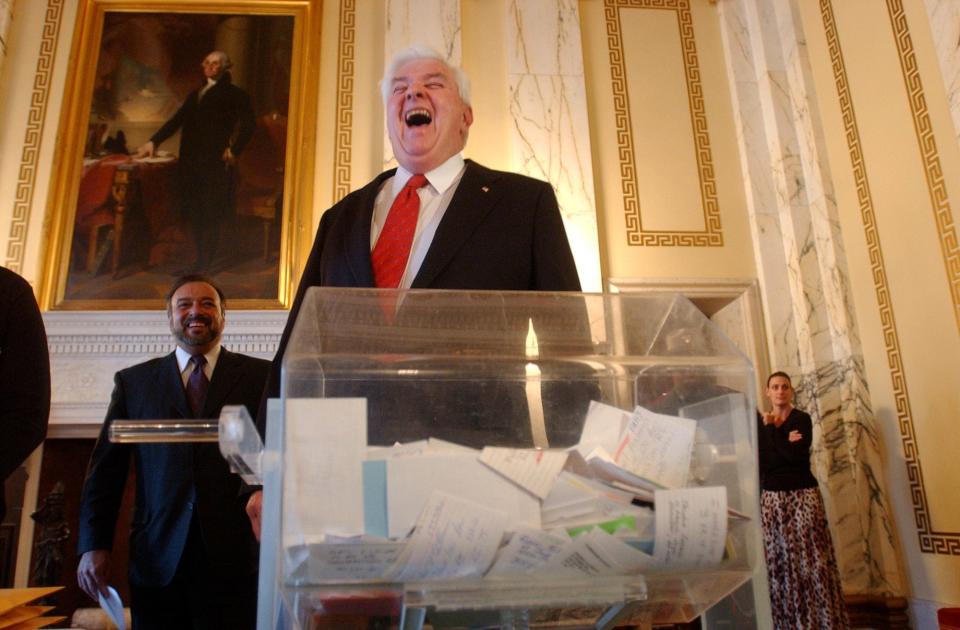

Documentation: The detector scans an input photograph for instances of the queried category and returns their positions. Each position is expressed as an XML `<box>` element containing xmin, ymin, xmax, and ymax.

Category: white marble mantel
<box><xmin>42</xmin><ymin>310</ymin><xmax>285</xmax><ymax>437</ymax></box>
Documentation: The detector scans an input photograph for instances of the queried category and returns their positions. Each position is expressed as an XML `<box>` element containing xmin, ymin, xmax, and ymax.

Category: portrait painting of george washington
<box><xmin>42</xmin><ymin>1</ymin><xmax>320</xmax><ymax>309</ymax></box>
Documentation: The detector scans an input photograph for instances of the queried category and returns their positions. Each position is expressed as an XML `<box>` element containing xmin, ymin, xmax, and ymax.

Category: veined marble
<box><xmin>383</xmin><ymin>0</ymin><xmax>462</xmax><ymax>170</ymax></box>
<box><xmin>717</xmin><ymin>0</ymin><xmax>904</xmax><ymax>595</ymax></box>
<box><xmin>506</xmin><ymin>0</ymin><xmax>601</xmax><ymax>292</ymax></box>
<box><xmin>924</xmin><ymin>0</ymin><xmax>960</xmax><ymax>145</ymax></box>
<box><xmin>0</xmin><ymin>0</ymin><xmax>12</xmax><ymax>59</ymax></box>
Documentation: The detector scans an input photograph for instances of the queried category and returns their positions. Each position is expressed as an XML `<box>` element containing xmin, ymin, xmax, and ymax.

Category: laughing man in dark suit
<box><xmin>77</xmin><ymin>275</ymin><xmax>268</xmax><ymax>629</ymax></box>
<box><xmin>244</xmin><ymin>45</ymin><xmax>582</xmax><ymax>539</ymax></box>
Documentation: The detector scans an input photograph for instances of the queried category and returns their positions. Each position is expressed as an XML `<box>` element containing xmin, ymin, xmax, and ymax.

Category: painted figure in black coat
<box><xmin>244</xmin><ymin>45</ymin><xmax>583</xmax><ymax>539</ymax></box>
<box><xmin>137</xmin><ymin>51</ymin><xmax>255</xmax><ymax>271</ymax></box>
<box><xmin>77</xmin><ymin>275</ymin><xmax>268</xmax><ymax>629</ymax></box>
<box><xmin>0</xmin><ymin>266</ymin><xmax>50</xmax><ymax>523</ymax></box>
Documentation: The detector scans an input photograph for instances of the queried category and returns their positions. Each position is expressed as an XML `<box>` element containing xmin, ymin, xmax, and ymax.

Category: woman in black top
<box><xmin>759</xmin><ymin>371</ymin><xmax>848</xmax><ymax>630</ymax></box>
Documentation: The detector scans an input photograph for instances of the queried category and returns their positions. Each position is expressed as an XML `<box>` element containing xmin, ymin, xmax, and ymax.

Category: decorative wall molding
<box><xmin>886</xmin><ymin>0</ymin><xmax>960</xmax><ymax>336</ymax></box>
<box><xmin>717</xmin><ymin>0</ymin><xmax>904</xmax><ymax>595</ymax></box>
<box><xmin>604</xmin><ymin>0</ymin><xmax>723</xmax><ymax>247</ymax></box>
<box><xmin>5</xmin><ymin>0</ymin><xmax>63</xmax><ymax>272</ymax></box>
<box><xmin>821</xmin><ymin>0</ymin><xmax>959</xmax><ymax>557</ymax></box>
<box><xmin>333</xmin><ymin>0</ymin><xmax>356</xmax><ymax>201</ymax></box>
<box><xmin>43</xmin><ymin>310</ymin><xmax>285</xmax><ymax>437</ymax></box>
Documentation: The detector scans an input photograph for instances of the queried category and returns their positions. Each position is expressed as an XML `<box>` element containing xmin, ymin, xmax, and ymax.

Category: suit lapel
<box><xmin>157</xmin><ymin>352</ymin><xmax>191</xmax><ymax>420</ymax></box>
<box><xmin>203</xmin><ymin>349</ymin><xmax>243</xmax><ymax>418</ymax></box>
<box><xmin>346</xmin><ymin>170</ymin><xmax>396</xmax><ymax>287</ymax></box>
<box><xmin>413</xmin><ymin>161</ymin><xmax>503</xmax><ymax>288</ymax></box>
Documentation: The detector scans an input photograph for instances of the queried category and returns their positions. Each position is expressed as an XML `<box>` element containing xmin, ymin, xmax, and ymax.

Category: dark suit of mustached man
<box><xmin>77</xmin><ymin>275</ymin><xmax>268</xmax><ymax>630</ymax></box>
<box><xmin>244</xmin><ymin>44</ymin><xmax>583</xmax><ymax>539</ymax></box>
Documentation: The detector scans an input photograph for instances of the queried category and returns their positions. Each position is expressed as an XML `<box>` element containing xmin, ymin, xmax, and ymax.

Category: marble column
<box><xmin>383</xmin><ymin>0</ymin><xmax>462</xmax><ymax>169</ymax></box>
<box><xmin>717</xmin><ymin>0</ymin><xmax>904</xmax><ymax>595</ymax></box>
<box><xmin>924</xmin><ymin>0</ymin><xmax>960</xmax><ymax>146</ymax></box>
<box><xmin>0</xmin><ymin>0</ymin><xmax>13</xmax><ymax>97</ymax></box>
<box><xmin>505</xmin><ymin>0</ymin><xmax>602</xmax><ymax>292</ymax></box>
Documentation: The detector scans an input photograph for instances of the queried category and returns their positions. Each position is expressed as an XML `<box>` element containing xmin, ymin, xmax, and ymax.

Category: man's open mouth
<box><xmin>405</xmin><ymin>108</ymin><xmax>432</xmax><ymax>126</ymax></box>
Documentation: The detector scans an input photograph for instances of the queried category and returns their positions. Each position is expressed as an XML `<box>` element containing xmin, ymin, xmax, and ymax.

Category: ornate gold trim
<box><xmin>887</xmin><ymin>0</ymin><xmax>960</xmax><ymax>336</ymax></box>
<box><xmin>333</xmin><ymin>0</ymin><xmax>355</xmax><ymax>201</ymax></box>
<box><xmin>4</xmin><ymin>0</ymin><xmax>64</xmax><ymax>273</ymax></box>
<box><xmin>604</xmin><ymin>0</ymin><xmax>722</xmax><ymax>247</ymax></box>
<box><xmin>37</xmin><ymin>0</ymin><xmax>322</xmax><ymax>310</ymax></box>
<box><xmin>821</xmin><ymin>0</ymin><xmax>960</xmax><ymax>555</ymax></box>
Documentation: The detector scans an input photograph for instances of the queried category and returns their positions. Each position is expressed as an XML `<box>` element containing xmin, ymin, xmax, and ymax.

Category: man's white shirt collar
<box><xmin>176</xmin><ymin>343</ymin><xmax>221</xmax><ymax>378</ymax></box>
<box><xmin>392</xmin><ymin>153</ymin><xmax>465</xmax><ymax>197</ymax></box>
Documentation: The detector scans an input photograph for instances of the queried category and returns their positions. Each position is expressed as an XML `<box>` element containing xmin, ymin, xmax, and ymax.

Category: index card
<box><xmin>284</xmin><ymin>398</ymin><xmax>367</xmax><ymax>545</ymax></box>
<box><xmin>307</xmin><ymin>541</ymin><xmax>405</xmax><ymax>581</ymax></box>
<box><xmin>427</xmin><ymin>438</ymin><xmax>478</xmax><ymax>453</ymax></box>
<box><xmin>388</xmin><ymin>491</ymin><xmax>508</xmax><ymax>580</ymax></box>
<box><xmin>653</xmin><ymin>486</ymin><xmax>727</xmax><ymax>569</ymax></box>
<box><xmin>576</xmin><ymin>400</ymin><xmax>630</xmax><ymax>457</ymax></box>
<box><xmin>98</xmin><ymin>586</ymin><xmax>125</xmax><ymax>630</ymax></box>
<box><xmin>385</xmin><ymin>454</ymin><xmax>540</xmax><ymax>538</ymax></box>
<box><xmin>485</xmin><ymin>527</ymin><xmax>569</xmax><ymax>577</ymax></box>
<box><xmin>479</xmin><ymin>447</ymin><xmax>568</xmax><ymax>499</ymax></box>
<box><xmin>367</xmin><ymin>440</ymin><xmax>429</xmax><ymax>459</ymax></box>
<box><xmin>614</xmin><ymin>406</ymin><xmax>697</xmax><ymax>489</ymax></box>
<box><xmin>538</xmin><ymin>535</ymin><xmax>614</xmax><ymax>577</ymax></box>
<box><xmin>581</xmin><ymin>528</ymin><xmax>654</xmax><ymax>573</ymax></box>
<box><xmin>587</xmin><ymin>449</ymin><xmax>662</xmax><ymax>493</ymax></box>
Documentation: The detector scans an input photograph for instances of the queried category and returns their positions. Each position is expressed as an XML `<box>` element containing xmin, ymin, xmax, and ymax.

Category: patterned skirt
<box><xmin>761</xmin><ymin>487</ymin><xmax>849</xmax><ymax>630</ymax></box>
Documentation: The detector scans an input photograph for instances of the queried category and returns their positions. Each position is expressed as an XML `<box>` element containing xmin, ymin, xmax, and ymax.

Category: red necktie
<box><xmin>372</xmin><ymin>174</ymin><xmax>429</xmax><ymax>288</ymax></box>
<box><xmin>186</xmin><ymin>354</ymin><xmax>209</xmax><ymax>418</ymax></box>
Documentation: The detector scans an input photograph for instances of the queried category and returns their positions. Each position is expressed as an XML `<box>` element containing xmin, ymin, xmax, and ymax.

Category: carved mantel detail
<box><xmin>42</xmin><ymin>310</ymin><xmax>285</xmax><ymax>438</ymax></box>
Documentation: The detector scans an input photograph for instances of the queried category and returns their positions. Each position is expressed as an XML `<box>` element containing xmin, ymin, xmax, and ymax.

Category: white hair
<box><xmin>207</xmin><ymin>50</ymin><xmax>233</xmax><ymax>70</ymax></box>
<box><xmin>380</xmin><ymin>45</ymin><xmax>471</xmax><ymax>106</ymax></box>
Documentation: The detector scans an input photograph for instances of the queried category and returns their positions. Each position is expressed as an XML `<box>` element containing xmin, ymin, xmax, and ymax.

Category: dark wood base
<box><xmin>845</xmin><ymin>594</ymin><xmax>911</xmax><ymax>630</ymax></box>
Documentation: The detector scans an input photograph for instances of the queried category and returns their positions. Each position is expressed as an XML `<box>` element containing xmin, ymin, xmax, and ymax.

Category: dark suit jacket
<box><xmin>78</xmin><ymin>349</ymin><xmax>269</xmax><ymax>587</ymax></box>
<box><xmin>260</xmin><ymin>160</ymin><xmax>582</xmax><ymax>411</ymax></box>
<box><xmin>151</xmin><ymin>72</ymin><xmax>255</xmax><ymax>227</ymax></box>
<box><xmin>151</xmin><ymin>72</ymin><xmax>255</xmax><ymax>170</ymax></box>
<box><xmin>0</xmin><ymin>267</ymin><xmax>50</xmax><ymax>522</ymax></box>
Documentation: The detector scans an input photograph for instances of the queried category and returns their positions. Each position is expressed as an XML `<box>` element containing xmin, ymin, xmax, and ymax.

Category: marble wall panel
<box><xmin>506</xmin><ymin>0</ymin><xmax>601</xmax><ymax>291</ymax></box>
<box><xmin>717</xmin><ymin>0</ymin><xmax>904</xmax><ymax>595</ymax></box>
<box><xmin>383</xmin><ymin>0</ymin><xmax>462</xmax><ymax>170</ymax></box>
<box><xmin>924</xmin><ymin>0</ymin><xmax>960</xmax><ymax>145</ymax></box>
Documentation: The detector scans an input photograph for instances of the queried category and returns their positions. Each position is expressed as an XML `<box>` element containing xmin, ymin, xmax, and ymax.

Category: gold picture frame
<box><xmin>40</xmin><ymin>0</ymin><xmax>321</xmax><ymax>309</ymax></box>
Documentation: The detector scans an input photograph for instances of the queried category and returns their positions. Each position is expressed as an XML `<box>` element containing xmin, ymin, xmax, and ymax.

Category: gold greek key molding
<box><xmin>887</xmin><ymin>0</ymin><xmax>960</xmax><ymax>336</ymax></box>
<box><xmin>4</xmin><ymin>0</ymin><xmax>64</xmax><ymax>273</ymax></box>
<box><xmin>604</xmin><ymin>0</ymin><xmax>722</xmax><ymax>247</ymax></box>
<box><xmin>333</xmin><ymin>0</ymin><xmax>356</xmax><ymax>202</ymax></box>
<box><xmin>821</xmin><ymin>0</ymin><xmax>960</xmax><ymax>555</ymax></box>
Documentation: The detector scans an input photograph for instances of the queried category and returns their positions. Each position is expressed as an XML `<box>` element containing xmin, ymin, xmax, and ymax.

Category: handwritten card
<box><xmin>653</xmin><ymin>486</ymin><xmax>727</xmax><ymax>569</ymax></box>
<box><xmin>308</xmin><ymin>542</ymin><xmax>405</xmax><ymax>581</ymax></box>
<box><xmin>388</xmin><ymin>491</ymin><xmax>508</xmax><ymax>580</ymax></box>
<box><xmin>537</xmin><ymin>528</ymin><xmax>649</xmax><ymax>577</ymax></box>
<box><xmin>576</xmin><ymin>400</ymin><xmax>630</xmax><ymax>457</ymax></box>
<box><xmin>479</xmin><ymin>447</ymin><xmax>568</xmax><ymax>499</ymax></box>
<box><xmin>485</xmin><ymin>527</ymin><xmax>568</xmax><ymax>576</ymax></box>
<box><xmin>614</xmin><ymin>406</ymin><xmax>696</xmax><ymax>489</ymax></box>
<box><xmin>284</xmin><ymin>398</ymin><xmax>367</xmax><ymax>545</ymax></box>
<box><xmin>384</xmin><ymin>454</ymin><xmax>540</xmax><ymax>538</ymax></box>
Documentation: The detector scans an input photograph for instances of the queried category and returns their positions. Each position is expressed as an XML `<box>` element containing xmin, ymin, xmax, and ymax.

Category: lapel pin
<box><xmin>481</xmin><ymin>186</ymin><xmax>490</xmax><ymax>193</ymax></box>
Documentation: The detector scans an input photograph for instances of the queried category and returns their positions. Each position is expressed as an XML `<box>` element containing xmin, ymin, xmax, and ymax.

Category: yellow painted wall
<box><xmin>580</xmin><ymin>0</ymin><xmax>756</xmax><ymax>281</ymax></box>
<box><xmin>798</xmin><ymin>0</ymin><xmax>960</xmax><ymax>605</ymax></box>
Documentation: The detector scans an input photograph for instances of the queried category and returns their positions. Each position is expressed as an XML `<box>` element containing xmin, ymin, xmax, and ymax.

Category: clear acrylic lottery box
<box><xmin>258</xmin><ymin>288</ymin><xmax>760</xmax><ymax>629</ymax></box>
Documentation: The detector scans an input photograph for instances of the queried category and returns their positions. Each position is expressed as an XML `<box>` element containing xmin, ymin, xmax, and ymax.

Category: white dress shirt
<box><xmin>370</xmin><ymin>154</ymin><xmax>467</xmax><ymax>289</ymax></box>
<box><xmin>198</xmin><ymin>77</ymin><xmax>217</xmax><ymax>100</ymax></box>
